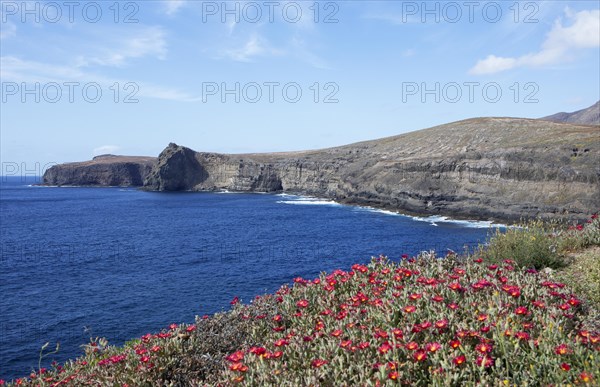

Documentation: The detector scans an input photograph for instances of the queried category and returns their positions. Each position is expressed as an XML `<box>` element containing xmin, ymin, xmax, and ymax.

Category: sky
<box><xmin>1</xmin><ymin>0</ymin><xmax>599</xmax><ymax>171</ymax></box>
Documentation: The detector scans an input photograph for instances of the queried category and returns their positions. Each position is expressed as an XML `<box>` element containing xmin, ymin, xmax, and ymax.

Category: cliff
<box><xmin>42</xmin><ymin>155</ymin><xmax>157</xmax><ymax>187</ymax></box>
<box><xmin>143</xmin><ymin>118</ymin><xmax>600</xmax><ymax>222</ymax></box>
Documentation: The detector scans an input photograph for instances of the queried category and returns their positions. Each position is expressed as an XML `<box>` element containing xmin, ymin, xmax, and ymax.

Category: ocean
<box><xmin>0</xmin><ymin>176</ymin><xmax>499</xmax><ymax>380</ymax></box>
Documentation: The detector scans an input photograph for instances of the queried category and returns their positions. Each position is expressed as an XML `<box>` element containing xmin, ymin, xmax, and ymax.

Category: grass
<box><xmin>2</xmin><ymin>215</ymin><xmax>599</xmax><ymax>386</ymax></box>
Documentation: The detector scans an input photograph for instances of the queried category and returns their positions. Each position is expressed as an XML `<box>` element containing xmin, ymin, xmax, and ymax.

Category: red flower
<box><xmin>476</xmin><ymin>356</ymin><xmax>494</xmax><ymax>368</ymax></box>
<box><xmin>448</xmin><ymin>282</ymin><xmax>463</xmax><ymax>291</ymax></box>
<box><xmin>249</xmin><ymin>347</ymin><xmax>267</xmax><ymax>356</ymax></box>
<box><xmin>409</xmin><ymin>293</ymin><xmax>422</xmax><ymax>301</ymax></box>
<box><xmin>340</xmin><ymin>340</ymin><xmax>353</xmax><ymax>349</ymax></box>
<box><xmin>435</xmin><ymin>319</ymin><xmax>448</xmax><ymax>329</ymax></box>
<box><xmin>378</xmin><ymin>342</ymin><xmax>393</xmax><ymax>354</ymax></box>
<box><xmin>311</xmin><ymin>359</ymin><xmax>328</xmax><ymax>368</ymax></box>
<box><xmin>448</xmin><ymin>303</ymin><xmax>460</xmax><ymax>310</ymax></box>
<box><xmin>186</xmin><ymin>325</ymin><xmax>196</xmax><ymax>333</ymax></box>
<box><xmin>477</xmin><ymin>314</ymin><xmax>488</xmax><ymax>322</ymax></box>
<box><xmin>502</xmin><ymin>286</ymin><xmax>521</xmax><ymax>298</ymax></box>
<box><xmin>431</xmin><ymin>295</ymin><xmax>444</xmax><ymax>303</ymax></box>
<box><xmin>532</xmin><ymin>300</ymin><xmax>545</xmax><ymax>308</ymax></box>
<box><xmin>229</xmin><ymin>362</ymin><xmax>248</xmax><ymax>372</ymax></box>
<box><xmin>413</xmin><ymin>350</ymin><xmax>427</xmax><ymax>362</ymax></box>
<box><xmin>274</xmin><ymin>339</ymin><xmax>289</xmax><ymax>347</ymax></box>
<box><xmin>580</xmin><ymin>372</ymin><xmax>593</xmax><ymax>383</ymax></box>
<box><xmin>392</xmin><ymin>328</ymin><xmax>403</xmax><ymax>339</ymax></box>
<box><xmin>230</xmin><ymin>296</ymin><xmax>239</xmax><ymax>305</ymax></box>
<box><xmin>388</xmin><ymin>371</ymin><xmax>398</xmax><ymax>380</ymax></box>
<box><xmin>404</xmin><ymin>305</ymin><xmax>416</xmax><ymax>313</ymax></box>
<box><xmin>358</xmin><ymin>342</ymin><xmax>370</xmax><ymax>349</ymax></box>
<box><xmin>449</xmin><ymin>339</ymin><xmax>461</xmax><ymax>349</ymax></box>
<box><xmin>140</xmin><ymin>356</ymin><xmax>150</xmax><ymax>363</ymax></box>
<box><xmin>515</xmin><ymin>331</ymin><xmax>530</xmax><ymax>341</ymax></box>
<box><xmin>453</xmin><ymin>355</ymin><xmax>466</xmax><ymax>366</ymax></box>
<box><xmin>406</xmin><ymin>341</ymin><xmax>419</xmax><ymax>351</ymax></box>
<box><xmin>515</xmin><ymin>306</ymin><xmax>529</xmax><ymax>315</ymax></box>
<box><xmin>568</xmin><ymin>297</ymin><xmax>581</xmax><ymax>307</ymax></box>
<box><xmin>426</xmin><ymin>342</ymin><xmax>441</xmax><ymax>353</ymax></box>
<box><xmin>474</xmin><ymin>258</ymin><xmax>483</xmax><ymax>263</ymax></box>
<box><xmin>331</xmin><ymin>329</ymin><xmax>343</xmax><ymax>337</ymax></box>
<box><xmin>555</xmin><ymin>344</ymin><xmax>570</xmax><ymax>355</ymax></box>
<box><xmin>151</xmin><ymin>345</ymin><xmax>161</xmax><ymax>353</ymax></box>
<box><xmin>561</xmin><ymin>363</ymin><xmax>571</xmax><ymax>371</ymax></box>
<box><xmin>169</xmin><ymin>323</ymin><xmax>178</xmax><ymax>330</ymax></box>
<box><xmin>475</xmin><ymin>342</ymin><xmax>492</xmax><ymax>354</ymax></box>
<box><xmin>296</xmin><ymin>299</ymin><xmax>309</xmax><ymax>308</ymax></box>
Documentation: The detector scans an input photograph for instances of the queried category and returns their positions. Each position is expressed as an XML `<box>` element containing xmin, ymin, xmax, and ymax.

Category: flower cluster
<box><xmin>221</xmin><ymin>255</ymin><xmax>599</xmax><ymax>385</ymax></box>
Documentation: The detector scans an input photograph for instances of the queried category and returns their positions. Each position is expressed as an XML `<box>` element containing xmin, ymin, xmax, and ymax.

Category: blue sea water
<box><xmin>0</xmin><ymin>176</ymin><xmax>500</xmax><ymax>380</ymax></box>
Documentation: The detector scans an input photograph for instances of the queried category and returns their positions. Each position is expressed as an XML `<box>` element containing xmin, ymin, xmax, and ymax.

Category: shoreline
<box><xmin>31</xmin><ymin>182</ymin><xmax>510</xmax><ymax>228</ymax></box>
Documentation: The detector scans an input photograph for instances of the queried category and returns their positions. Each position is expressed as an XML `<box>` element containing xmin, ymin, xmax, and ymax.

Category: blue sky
<box><xmin>1</xmin><ymin>0</ymin><xmax>599</xmax><ymax>169</ymax></box>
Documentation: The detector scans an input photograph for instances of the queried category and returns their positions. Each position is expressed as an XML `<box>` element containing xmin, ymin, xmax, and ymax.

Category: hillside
<box><xmin>144</xmin><ymin>117</ymin><xmax>599</xmax><ymax>222</ymax></box>
<box><xmin>43</xmin><ymin>117</ymin><xmax>600</xmax><ymax>222</ymax></box>
<box><xmin>541</xmin><ymin>101</ymin><xmax>600</xmax><ymax>125</ymax></box>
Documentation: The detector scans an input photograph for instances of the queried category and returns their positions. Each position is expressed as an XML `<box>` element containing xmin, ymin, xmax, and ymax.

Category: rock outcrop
<box><xmin>43</xmin><ymin>155</ymin><xmax>156</xmax><ymax>187</ymax></box>
<box><xmin>143</xmin><ymin>118</ymin><xmax>600</xmax><ymax>222</ymax></box>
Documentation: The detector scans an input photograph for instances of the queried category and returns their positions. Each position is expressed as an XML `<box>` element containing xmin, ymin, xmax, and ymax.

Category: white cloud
<box><xmin>75</xmin><ymin>26</ymin><xmax>168</xmax><ymax>68</ymax></box>
<box><xmin>470</xmin><ymin>9</ymin><xmax>600</xmax><ymax>75</ymax></box>
<box><xmin>0</xmin><ymin>56</ymin><xmax>197</xmax><ymax>102</ymax></box>
<box><xmin>1</xmin><ymin>21</ymin><xmax>17</xmax><ymax>39</ymax></box>
<box><xmin>222</xmin><ymin>34</ymin><xmax>282</xmax><ymax>62</ymax></box>
<box><xmin>164</xmin><ymin>0</ymin><xmax>186</xmax><ymax>16</ymax></box>
<box><xmin>93</xmin><ymin>145</ymin><xmax>121</xmax><ymax>156</ymax></box>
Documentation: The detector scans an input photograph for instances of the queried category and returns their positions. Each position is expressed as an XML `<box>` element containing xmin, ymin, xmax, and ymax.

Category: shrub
<box><xmin>558</xmin><ymin>247</ymin><xmax>600</xmax><ymax>309</ymax></box>
<box><xmin>479</xmin><ymin>219</ymin><xmax>566</xmax><ymax>269</ymax></box>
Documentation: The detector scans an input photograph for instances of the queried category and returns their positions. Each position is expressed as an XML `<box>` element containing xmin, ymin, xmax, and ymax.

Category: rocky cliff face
<box><xmin>43</xmin><ymin>155</ymin><xmax>156</xmax><ymax>186</ymax></box>
<box><xmin>144</xmin><ymin>118</ymin><xmax>599</xmax><ymax>222</ymax></box>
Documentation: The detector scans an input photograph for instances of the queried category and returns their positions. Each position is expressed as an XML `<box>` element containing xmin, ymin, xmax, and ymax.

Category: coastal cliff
<box><xmin>42</xmin><ymin>117</ymin><xmax>599</xmax><ymax>222</ymax></box>
<box><xmin>143</xmin><ymin>118</ymin><xmax>600</xmax><ymax>222</ymax></box>
<box><xmin>42</xmin><ymin>155</ymin><xmax>156</xmax><ymax>187</ymax></box>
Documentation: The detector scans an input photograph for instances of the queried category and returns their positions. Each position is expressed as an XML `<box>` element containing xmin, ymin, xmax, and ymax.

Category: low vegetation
<box><xmin>3</xmin><ymin>216</ymin><xmax>598</xmax><ymax>386</ymax></box>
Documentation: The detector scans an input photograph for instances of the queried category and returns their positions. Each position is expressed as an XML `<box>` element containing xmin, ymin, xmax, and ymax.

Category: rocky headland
<box><xmin>42</xmin><ymin>154</ymin><xmax>156</xmax><ymax>187</ymax></box>
<box><xmin>43</xmin><ymin>116</ymin><xmax>600</xmax><ymax>222</ymax></box>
